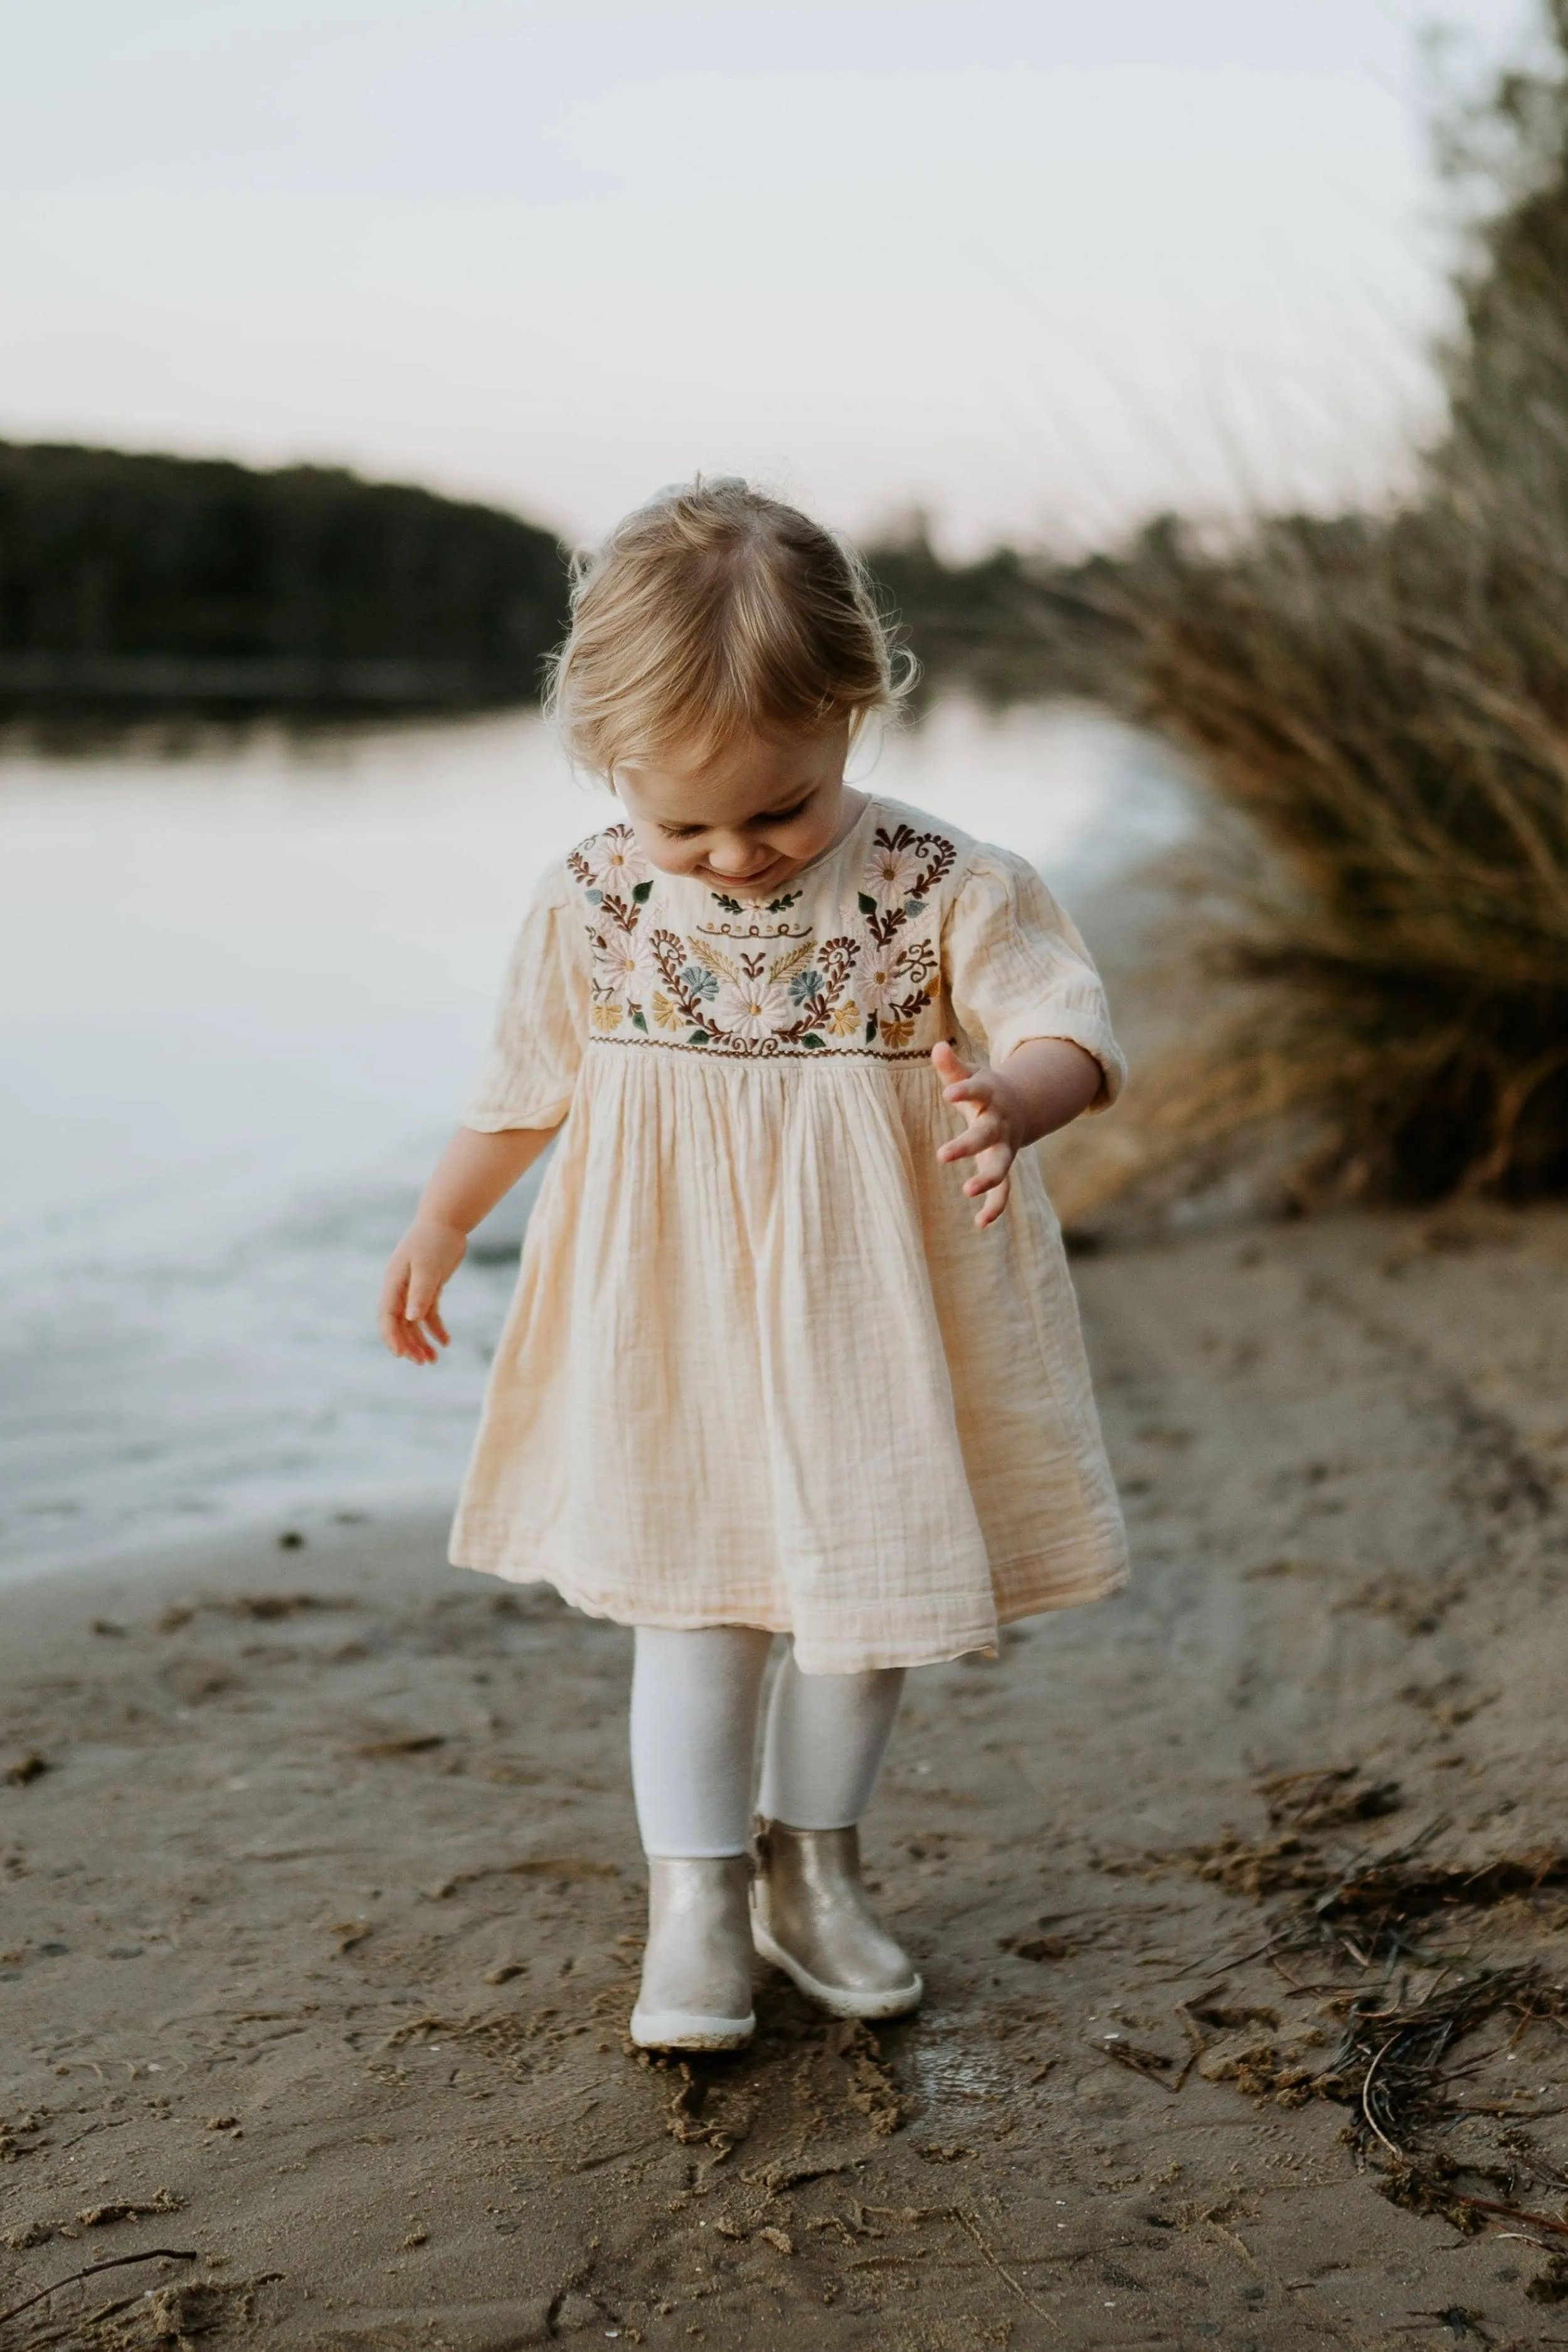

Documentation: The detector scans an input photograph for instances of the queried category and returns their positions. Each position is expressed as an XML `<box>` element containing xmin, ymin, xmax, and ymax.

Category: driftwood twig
<box><xmin>953</xmin><ymin>2208</ymin><xmax>1060</xmax><ymax>2328</ymax></box>
<box><xmin>0</xmin><ymin>2249</ymin><xmax>198</xmax><ymax>2331</ymax></box>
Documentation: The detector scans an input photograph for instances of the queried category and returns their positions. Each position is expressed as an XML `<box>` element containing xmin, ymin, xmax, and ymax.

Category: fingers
<box><xmin>401</xmin><ymin>1316</ymin><xmax>438</xmax><ymax>1366</ymax></box>
<box><xmin>963</xmin><ymin>1141</ymin><xmax>1013</xmax><ymax>1197</ymax></box>
<box><xmin>405</xmin><ymin>1285</ymin><xmax>450</xmax><ymax>1359</ymax></box>
<box><xmin>937</xmin><ymin>1107</ymin><xmax>1007</xmax><ymax>1163</ymax></box>
<box><xmin>938</xmin><ymin>1066</ymin><xmax>997</xmax><ymax>1140</ymax></box>
<box><xmin>396</xmin><ymin>1311</ymin><xmax>445</xmax><ymax>1365</ymax></box>
<box><xmin>382</xmin><ymin>1298</ymin><xmax>436</xmax><ymax>1365</ymax></box>
<box><xmin>933</xmin><ymin>1041</ymin><xmax>1014</xmax><ymax>1222</ymax></box>
<box><xmin>954</xmin><ymin>1131</ymin><xmax>1014</xmax><ymax>1224</ymax></box>
<box><xmin>972</xmin><ymin>1167</ymin><xmax>1012</xmax><ymax>1227</ymax></box>
<box><xmin>401</xmin><ymin>1291</ymin><xmax>450</xmax><ymax>1362</ymax></box>
<box><xmin>378</xmin><ymin>1251</ymin><xmax>451</xmax><ymax>1365</ymax></box>
<box><xmin>377</xmin><ymin>1260</ymin><xmax>412</xmax><ymax>1359</ymax></box>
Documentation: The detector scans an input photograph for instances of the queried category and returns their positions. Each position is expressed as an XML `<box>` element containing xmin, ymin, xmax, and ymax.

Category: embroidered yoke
<box><xmin>450</xmin><ymin>794</ymin><xmax>1130</xmax><ymax>1672</ymax></box>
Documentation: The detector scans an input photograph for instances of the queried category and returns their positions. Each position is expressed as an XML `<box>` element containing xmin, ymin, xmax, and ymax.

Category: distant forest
<box><xmin>0</xmin><ymin>439</ymin><xmax>1111</xmax><ymax>713</ymax></box>
<box><xmin>0</xmin><ymin>443</ymin><xmax>571</xmax><ymax>707</ymax></box>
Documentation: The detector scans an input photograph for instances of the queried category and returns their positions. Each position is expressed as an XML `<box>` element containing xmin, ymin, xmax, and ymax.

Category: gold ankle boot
<box><xmin>751</xmin><ymin>1821</ymin><xmax>923</xmax><ymax>2020</ymax></box>
<box><xmin>630</xmin><ymin>1856</ymin><xmax>756</xmax><ymax>2051</ymax></box>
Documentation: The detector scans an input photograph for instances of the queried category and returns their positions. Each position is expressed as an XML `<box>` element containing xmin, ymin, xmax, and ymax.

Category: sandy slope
<box><xmin>4</xmin><ymin>1209</ymin><xmax>1568</xmax><ymax>2349</ymax></box>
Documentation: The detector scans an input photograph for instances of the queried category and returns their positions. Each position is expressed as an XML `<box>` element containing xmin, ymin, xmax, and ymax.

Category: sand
<box><xmin>6</xmin><ymin>1207</ymin><xmax>1568</xmax><ymax>2350</ymax></box>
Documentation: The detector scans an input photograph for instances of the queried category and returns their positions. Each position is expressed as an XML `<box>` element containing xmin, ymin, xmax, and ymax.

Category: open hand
<box><xmin>378</xmin><ymin>1216</ymin><xmax>466</xmax><ymax>1364</ymax></box>
<box><xmin>933</xmin><ymin>1039</ymin><xmax>1022</xmax><ymax>1227</ymax></box>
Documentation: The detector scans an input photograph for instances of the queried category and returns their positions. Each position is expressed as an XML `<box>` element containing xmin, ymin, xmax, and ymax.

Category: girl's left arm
<box><xmin>933</xmin><ymin>1036</ymin><xmax>1101</xmax><ymax>1229</ymax></box>
<box><xmin>937</xmin><ymin>845</ymin><xmax>1125</xmax><ymax>1227</ymax></box>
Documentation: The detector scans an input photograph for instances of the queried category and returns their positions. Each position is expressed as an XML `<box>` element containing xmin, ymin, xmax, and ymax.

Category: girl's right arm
<box><xmin>378</xmin><ymin>1123</ymin><xmax>557</xmax><ymax>1365</ymax></box>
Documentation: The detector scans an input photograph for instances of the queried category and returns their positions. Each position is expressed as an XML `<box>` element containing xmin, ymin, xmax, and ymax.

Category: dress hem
<box><xmin>447</xmin><ymin>1537</ymin><xmax>1127</xmax><ymax>1673</ymax></box>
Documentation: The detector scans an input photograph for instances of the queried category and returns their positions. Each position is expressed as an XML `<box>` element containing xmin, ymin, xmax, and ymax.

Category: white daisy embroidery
<box><xmin>580</xmin><ymin>825</ymin><xmax>652</xmax><ymax>893</ymax></box>
<box><xmin>861</xmin><ymin>837</ymin><xmax>925</xmax><ymax>903</ymax></box>
<box><xmin>593</xmin><ymin>928</ymin><xmax>660</xmax><ymax>1004</ymax></box>
<box><xmin>711</xmin><ymin>972</ymin><xmax>796</xmax><ymax>1041</ymax></box>
<box><xmin>855</xmin><ymin>934</ymin><xmax>909</xmax><ymax>1019</ymax></box>
<box><xmin>853</xmin><ymin>923</ymin><xmax>935</xmax><ymax>1019</ymax></box>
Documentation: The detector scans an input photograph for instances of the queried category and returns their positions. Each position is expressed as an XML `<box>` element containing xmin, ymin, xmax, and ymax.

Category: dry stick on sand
<box><xmin>1442</xmin><ymin>2195</ymin><xmax>1568</xmax><ymax>2239</ymax></box>
<box><xmin>952</xmin><ymin>2208</ymin><xmax>1059</xmax><ymax>2328</ymax></box>
<box><xmin>1360</xmin><ymin>2035</ymin><xmax>1406</xmax><ymax>2158</ymax></box>
<box><xmin>0</xmin><ymin>2249</ymin><xmax>198</xmax><ymax>2331</ymax></box>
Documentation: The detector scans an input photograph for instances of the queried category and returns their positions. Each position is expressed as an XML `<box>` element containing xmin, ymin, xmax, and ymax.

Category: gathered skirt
<box><xmin>450</xmin><ymin>1044</ymin><xmax>1128</xmax><ymax>1673</ymax></box>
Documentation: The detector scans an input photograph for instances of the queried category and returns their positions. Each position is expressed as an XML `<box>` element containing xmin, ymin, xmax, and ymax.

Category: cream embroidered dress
<box><xmin>450</xmin><ymin>793</ymin><xmax>1129</xmax><ymax>1673</ymax></box>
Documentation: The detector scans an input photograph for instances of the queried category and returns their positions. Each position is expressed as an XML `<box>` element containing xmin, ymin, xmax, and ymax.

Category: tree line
<box><xmin>0</xmin><ymin>443</ymin><xmax>570</xmax><ymax>706</ymax></box>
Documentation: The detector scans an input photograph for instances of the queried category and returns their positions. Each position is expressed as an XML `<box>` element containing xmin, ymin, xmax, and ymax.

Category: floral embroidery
<box><xmin>711</xmin><ymin>972</ymin><xmax>796</xmax><ymax>1041</ymax></box>
<box><xmin>858</xmin><ymin>822</ymin><xmax>956</xmax><ymax>923</ymax></box>
<box><xmin>573</xmin><ymin>830</ymin><xmax>653</xmax><ymax>894</ymax></box>
<box><xmin>853</xmin><ymin>820</ymin><xmax>955</xmax><ymax>1046</ymax></box>
<box><xmin>570</xmin><ymin>818</ymin><xmax>955</xmax><ymax>1057</ymax></box>
<box><xmin>647</xmin><ymin>924</ymin><xmax>860</xmax><ymax>1051</ymax></box>
<box><xmin>592</xmin><ymin>926</ymin><xmax>662</xmax><ymax>1000</ymax></box>
<box><xmin>854</xmin><ymin>923</ymin><xmax>938</xmax><ymax>1020</ymax></box>
<box><xmin>709</xmin><ymin>887</ymin><xmax>803</xmax><ymax>917</ymax></box>
<box><xmin>862</xmin><ymin>834</ymin><xmax>926</xmax><ymax>902</ymax></box>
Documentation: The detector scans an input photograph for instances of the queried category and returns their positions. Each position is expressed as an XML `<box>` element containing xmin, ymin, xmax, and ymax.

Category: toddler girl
<box><xmin>378</xmin><ymin>481</ymin><xmax>1127</xmax><ymax>2050</ymax></box>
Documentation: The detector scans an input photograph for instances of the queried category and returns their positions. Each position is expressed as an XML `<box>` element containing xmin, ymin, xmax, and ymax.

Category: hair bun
<box><xmin>640</xmin><ymin>474</ymin><xmax>748</xmax><ymax>510</ymax></box>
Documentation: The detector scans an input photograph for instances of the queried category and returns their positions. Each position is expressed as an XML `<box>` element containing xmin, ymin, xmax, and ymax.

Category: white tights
<box><xmin>629</xmin><ymin>1625</ymin><xmax>906</xmax><ymax>1859</ymax></box>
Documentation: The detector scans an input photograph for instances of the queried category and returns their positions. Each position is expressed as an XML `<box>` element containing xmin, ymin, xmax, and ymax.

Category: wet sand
<box><xmin>6</xmin><ymin>1209</ymin><xmax>1568</xmax><ymax>2349</ymax></box>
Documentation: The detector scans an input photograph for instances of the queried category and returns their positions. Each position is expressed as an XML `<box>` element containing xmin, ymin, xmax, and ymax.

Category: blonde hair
<box><xmin>545</xmin><ymin>478</ymin><xmax>916</xmax><ymax>776</ymax></box>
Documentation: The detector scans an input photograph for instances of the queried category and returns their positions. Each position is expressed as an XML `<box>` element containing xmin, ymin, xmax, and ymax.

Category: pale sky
<box><xmin>0</xmin><ymin>0</ymin><xmax>1540</xmax><ymax>552</ymax></box>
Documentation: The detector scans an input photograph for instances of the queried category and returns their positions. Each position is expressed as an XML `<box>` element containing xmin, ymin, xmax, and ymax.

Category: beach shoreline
<box><xmin>6</xmin><ymin>1209</ymin><xmax>1568</xmax><ymax>2347</ymax></box>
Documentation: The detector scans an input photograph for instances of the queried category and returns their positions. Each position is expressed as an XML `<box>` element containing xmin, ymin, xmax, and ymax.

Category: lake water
<box><xmin>0</xmin><ymin>698</ymin><xmax>1190</xmax><ymax>1582</ymax></box>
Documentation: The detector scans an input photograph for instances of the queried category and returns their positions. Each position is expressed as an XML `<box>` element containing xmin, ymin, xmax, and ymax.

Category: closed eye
<box><xmin>658</xmin><ymin>793</ymin><xmax>813</xmax><ymax>840</ymax></box>
<box><xmin>749</xmin><ymin>796</ymin><xmax>813</xmax><ymax>826</ymax></box>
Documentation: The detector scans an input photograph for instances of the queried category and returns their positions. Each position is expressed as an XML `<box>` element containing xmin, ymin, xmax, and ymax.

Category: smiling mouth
<box><xmin>699</xmin><ymin>856</ymin><xmax>792</xmax><ymax>894</ymax></box>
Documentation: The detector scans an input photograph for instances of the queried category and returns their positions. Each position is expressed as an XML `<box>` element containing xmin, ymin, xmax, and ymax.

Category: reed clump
<box><xmin>1113</xmin><ymin>3</ymin><xmax>1568</xmax><ymax>1202</ymax></box>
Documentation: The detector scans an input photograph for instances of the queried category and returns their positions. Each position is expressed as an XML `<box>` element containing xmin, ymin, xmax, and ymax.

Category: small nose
<box><xmin>706</xmin><ymin>836</ymin><xmax>772</xmax><ymax>876</ymax></box>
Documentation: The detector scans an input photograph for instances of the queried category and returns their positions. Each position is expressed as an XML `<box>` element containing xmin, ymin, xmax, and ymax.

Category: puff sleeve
<box><xmin>944</xmin><ymin>847</ymin><xmax>1125</xmax><ymax>1110</ymax></box>
<box><xmin>461</xmin><ymin>864</ymin><xmax>590</xmax><ymax>1131</ymax></box>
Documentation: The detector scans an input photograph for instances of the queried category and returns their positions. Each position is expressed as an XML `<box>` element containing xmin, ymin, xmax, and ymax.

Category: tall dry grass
<box><xmin>1109</xmin><ymin>3</ymin><xmax>1568</xmax><ymax>1204</ymax></box>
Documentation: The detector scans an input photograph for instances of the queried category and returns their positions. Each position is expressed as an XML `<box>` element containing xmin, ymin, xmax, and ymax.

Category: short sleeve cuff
<box><xmin>460</xmin><ymin>1077</ymin><xmax>576</xmax><ymax>1133</ymax></box>
<box><xmin>989</xmin><ymin>1005</ymin><xmax>1126</xmax><ymax>1110</ymax></box>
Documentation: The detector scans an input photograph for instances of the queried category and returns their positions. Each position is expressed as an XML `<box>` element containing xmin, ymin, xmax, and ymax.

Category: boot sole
<box><xmin>629</xmin><ymin>2006</ymin><xmax>755</xmax><ymax>2052</ymax></box>
<box><xmin>751</xmin><ymin>1918</ymin><xmax>923</xmax><ymax>2021</ymax></box>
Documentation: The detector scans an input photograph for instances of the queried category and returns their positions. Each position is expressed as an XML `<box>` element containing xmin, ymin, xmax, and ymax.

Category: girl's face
<box><xmin>615</xmin><ymin>719</ymin><xmax>855</xmax><ymax>898</ymax></box>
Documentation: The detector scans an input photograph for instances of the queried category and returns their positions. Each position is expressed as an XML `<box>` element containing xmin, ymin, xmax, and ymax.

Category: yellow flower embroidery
<box><xmin>828</xmin><ymin>999</ymin><xmax>861</xmax><ymax>1036</ymax></box>
<box><xmin>880</xmin><ymin>1017</ymin><xmax>916</xmax><ymax>1049</ymax></box>
<box><xmin>650</xmin><ymin>990</ymin><xmax>679</xmax><ymax>1030</ymax></box>
<box><xmin>590</xmin><ymin>1000</ymin><xmax>623</xmax><ymax>1034</ymax></box>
